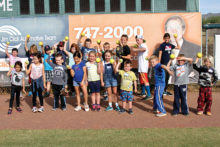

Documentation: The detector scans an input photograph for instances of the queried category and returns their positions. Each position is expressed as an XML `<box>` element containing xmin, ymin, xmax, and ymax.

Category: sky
<box><xmin>200</xmin><ymin>0</ymin><xmax>220</xmax><ymax>14</ymax></box>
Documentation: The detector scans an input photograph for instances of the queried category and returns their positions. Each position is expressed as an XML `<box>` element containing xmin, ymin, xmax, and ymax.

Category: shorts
<box><xmin>139</xmin><ymin>73</ymin><xmax>149</xmax><ymax>85</ymax></box>
<box><xmin>104</xmin><ymin>77</ymin><xmax>118</xmax><ymax>88</ymax></box>
<box><xmin>45</xmin><ymin>70</ymin><xmax>53</xmax><ymax>82</ymax></box>
<box><xmin>120</xmin><ymin>90</ymin><xmax>134</xmax><ymax>102</ymax></box>
<box><xmin>73</xmin><ymin>80</ymin><xmax>81</xmax><ymax>87</ymax></box>
<box><xmin>88</xmin><ymin>80</ymin><xmax>101</xmax><ymax>93</ymax></box>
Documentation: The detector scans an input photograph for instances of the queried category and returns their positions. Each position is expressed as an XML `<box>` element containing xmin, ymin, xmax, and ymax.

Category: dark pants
<box><xmin>9</xmin><ymin>84</ymin><xmax>21</xmax><ymax>108</ymax></box>
<box><xmin>197</xmin><ymin>87</ymin><xmax>212</xmax><ymax>112</ymax></box>
<box><xmin>32</xmin><ymin>83</ymin><xmax>44</xmax><ymax>107</ymax></box>
<box><xmin>164</xmin><ymin>70</ymin><xmax>170</xmax><ymax>92</ymax></box>
<box><xmin>173</xmin><ymin>85</ymin><xmax>188</xmax><ymax>114</ymax></box>
<box><xmin>52</xmin><ymin>84</ymin><xmax>66</xmax><ymax>109</ymax></box>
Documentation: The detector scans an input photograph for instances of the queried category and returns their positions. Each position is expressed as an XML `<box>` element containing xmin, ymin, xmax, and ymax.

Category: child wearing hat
<box><xmin>41</xmin><ymin>45</ymin><xmax>54</xmax><ymax>97</ymax></box>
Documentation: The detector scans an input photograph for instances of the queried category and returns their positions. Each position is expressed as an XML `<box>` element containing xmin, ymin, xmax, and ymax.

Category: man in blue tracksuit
<box><xmin>150</xmin><ymin>55</ymin><xmax>172</xmax><ymax>117</ymax></box>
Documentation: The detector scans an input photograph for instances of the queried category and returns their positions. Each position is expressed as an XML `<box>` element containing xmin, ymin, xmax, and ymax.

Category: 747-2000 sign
<box><xmin>73</xmin><ymin>26</ymin><xmax>144</xmax><ymax>39</ymax></box>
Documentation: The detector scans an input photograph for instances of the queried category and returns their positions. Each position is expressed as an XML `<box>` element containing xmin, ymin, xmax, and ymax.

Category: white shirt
<box><xmin>138</xmin><ymin>43</ymin><xmax>149</xmax><ymax>73</ymax></box>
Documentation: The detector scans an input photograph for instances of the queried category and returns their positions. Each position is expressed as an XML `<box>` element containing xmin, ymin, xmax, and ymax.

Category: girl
<box><xmin>25</xmin><ymin>52</ymin><xmax>46</xmax><ymax>113</ymax></box>
<box><xmin>71</xmin><ymin>51</ymin><xmax>89</xmax><ymax>112</ymax></box>
<box><xmin>103</xmin><ymin>50</ymin><xmax>120</xmax><ymax>111</ymax></box>
<box><xmin>86</xmin><ymin>51</ymin><xmax>102</xmax><ymax>111</ymax></box>
<box><xmin>193</xmin><ymin>56</ymin><xmax>218</xmax><ymax>116</ymax></box>
<box><xmin>25</xmin><ymin>37</ymin><xmax>38</xmax><ymax>96</ymax></box>
<box><xmin>64</xmin><ymin>43</ymin><xmax>80</xmax><ymax>95</ymax></box>
<box><xmin>7</xmin><ymin>61</ymin><xmax>26</xmax><ymax>115</ymax></box>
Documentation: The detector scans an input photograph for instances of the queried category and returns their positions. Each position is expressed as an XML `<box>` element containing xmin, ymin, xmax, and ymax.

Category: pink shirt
<box><xmin>9</xmin><ymin>55</ymin><xmax>21</xmax><ymax>66</ymax></box>
<box><xmin>30</xmin><ymin>63</ymin><xmax>43</xmax><ymax>80</ymax></box>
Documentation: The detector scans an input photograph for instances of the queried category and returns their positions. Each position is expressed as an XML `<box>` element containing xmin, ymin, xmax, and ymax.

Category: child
<box><xmin>131</xmin><ymin>35</ymin><xmax>151</xmax><ymax>100</ymax></box>
<box><xmin>149</xmin><ymin>55</ymin><xmax>172</xmax><ymax>117</ymax></box>
<box><xmin>41</xmin><ymin>45</ymin><xmax>54</xmax><ymax>97</ymax></box>
<box><xmin>102</xmin><ymin>50</ymin><xmax>120</xmax><ymax>111</ymax></box>
<box><xmin>63</xmin><ymin>43</ymin><xmax>80</xmax><ymax>95</ymax></box>
<box><xmin>86</xmin><ymin>51</ymin><xmax>102</xmax><ymax>111</ymax></box>
<box><xmin>5</xmin><ymin>45</ymin><xmax>21</xmax><ymax>67</ymax></box>
<box><xmin>46</xmin><ymin>53</ymin><xmax>68</xmax><ymax>111</ymax></box>
<box><xmin>77</xmin><ymin>35</ymin><xmax>96</xmax><ymax>62</ymax></box>
<box><xmin>193</xmin><ymin>56</ymin><xmax>218</xmax><ymax>116</ymax></box>
<box><xmin>25</xmin><ymin>53</ymin><xmax>46</xmax><ymax>113</ymax></box>
<box><xmin>116</xmin><ymin>34</ymin><xmax>131</xmax><ymax>69</ymax></box>
<box><xmin>54</xmin><ymin>41</ymin><xmax>68</xmax><ymax>65</ymax></box>
<box><xmin>168</xmin><ymin>54</ymin><xmax>193</xmax><ymax>116</ymax></box>
<box><xmin>7</xmin><ymin>61</ymin><xmax>26</xmax><ymax>115</ymax></box>
<box><xmin>115</xmin><ymin>60</ymin><xmax>137</xmax><ymax>114</ymax></box>
<box><xmin>71</xmin><ymin>51</ymin><xmax>89</xmax><ymax>112</ymax></box>
<box><xmin>158</xmin><ymin>33</ymin><xmax>180</xmax><ymax>96</ymax></box>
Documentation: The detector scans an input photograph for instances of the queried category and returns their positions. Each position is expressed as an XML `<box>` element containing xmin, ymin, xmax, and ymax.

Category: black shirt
<box><xmin>159</xmin><ymin>42</ymin><xmax>175</xmax><ymax>65</ymax></box>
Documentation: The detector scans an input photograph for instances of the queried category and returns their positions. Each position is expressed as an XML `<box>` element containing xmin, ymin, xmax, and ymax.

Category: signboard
<box><xmin>215</xmin><ymin>34</ymin><xmax>220</xmax><ymax>79</ymax></box>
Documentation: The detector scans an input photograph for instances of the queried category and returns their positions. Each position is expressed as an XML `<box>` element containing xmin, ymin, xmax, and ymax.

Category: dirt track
<box><xmin>0</xmin><ymin>92</ymin><xmax>220</xmax><ymax>130</ymax></box>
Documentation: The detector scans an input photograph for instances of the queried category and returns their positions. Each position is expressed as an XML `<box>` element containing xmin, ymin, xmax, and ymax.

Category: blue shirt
<box><xmin>43</xmin><ymin>53</ymin><xmax>53</xmax><ymax>71</ymax></box>
<box><xmin>81</xmin><ymin>47</ymin><xmax>96</xmax><ymax>61</ymax></box>
<box><xmin>72</xmin><ymin>61</ymin><xmax>85</xmax><ymax>83</ymax></box>
<box><xmin>159</xmin><ymin>42</ymin><xmax>175</xmax><ymax>65</ymax></box>
<box><xmin>154</xmin><ymin>63</ymin><xmax>165</xmax><ymax>86</ymax></box>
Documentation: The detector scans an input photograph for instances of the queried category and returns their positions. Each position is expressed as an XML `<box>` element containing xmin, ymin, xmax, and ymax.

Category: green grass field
<box><xmin>0</xmin><ymin>128</ymin><xmax>220</xmax><ymax>147</ymax></box>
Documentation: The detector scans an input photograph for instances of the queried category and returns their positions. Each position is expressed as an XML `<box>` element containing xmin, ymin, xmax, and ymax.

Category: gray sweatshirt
<box><xmin>47</xmin><ymin>56</ymin><xmax>67</xmax><ymax>86</ymax></box>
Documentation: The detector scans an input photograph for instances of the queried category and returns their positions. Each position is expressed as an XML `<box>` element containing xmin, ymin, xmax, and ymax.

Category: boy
<box><xmin>77</xmin><ymin>35</ymin><xmax>96</xmax><ymax>62</ymax></box>
<box><xmin>149</xmin><ymin>55</ymin><xmax>172</xmax><ymax>117</ymax></box>
<box><xmin>46</xmin><ymin>53</ymin><xmax>68</xmax><ymax>111</ymax></box>
<box><xmin>41</xmin><ymin>45</ymin><xmax>54</xmax><ymax>97</ymax></box>
<box><xmin>193</xmin><ymin>56</ymin><xmax>218</xmax><ymax>116</ymax></box>
<box><xmin>131</xmin><ymin>35</ymin><xmax>151</xmax><ymax>100</ymax></box>
<box><xmin>115</xmin><ymin>60</ymin><xmax>137</xmax><ymax>114</ymax></box>
<box><xmin>116</xmin><ymin>34</ymin><xmax>131</xmax><ymax>69</ymax></box>
<box><xmin>56</xmin><ymin>41</ymin><xmax>68</xmax><ymax>65</ymax></box>
<box><xmin>158</xmin><ymin>33</ymin><xmax>180</xmax><ymax>96</ymax></box>
<box><xmin>168</xmin><ymin>54</ymin><xmax>193</xmax><ymax>116</ymax></box>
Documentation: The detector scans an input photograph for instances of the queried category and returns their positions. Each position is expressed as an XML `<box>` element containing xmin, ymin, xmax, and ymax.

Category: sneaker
<box><xmin>32</xmin><ymin>107</ymin><xmax>38</xmax><ymax>113</ymax></box>
<box><xmin>128</xmin><ymin>109</ymin><xmax>134</xmax><ymax>115</ymax></box>
<box><xmin>153</xmin><ymin>109</ymin><xmax>160</xmax><ymax>114</ymax></box>
<box><xmin>142</xmin><ymin>95</ymin><xmax>153</xmax><ymax>101</ymax></box>
<box><xmin>120</xmin><ymin>108</ymin><xmax>126</xmax><ymax>114</ymax></box>
<box><xmin>103</xmin><ymin>96</ymin><xmax>108</xmax><ymax>101</ymax></box>
<box><xmin>206</xmin><ymin>112</ymin><xmax>212</xmax><ymax>116</ymax></box>
<box><xmin>84</xmin><ymin>104</ymin><xmax>89</xmax><ymax>112</ymax></box>
<box><xmin>38</xmin><ymin>107</ymin><xmax>44</xmax><ymax>112</ymax></box>
<box><xmin>8</xmin><ymin>109</ymin><xmax>12</xmax><ymax>115</ymax></box>
<box><xmin>16</xmin><ymin>107</ymin><xmax>22</xmax><ymax>112</ymax></box>
<box><xmin>197</xmin><ymin>111</ymin><xmax>203</xmax><ymax>115</ymax></box>
<box><xmin>62</xmin><ymin>108</ymin><xmax>67</xmax><ymax>111</ymax></box>
<box><xmin>156</xmin><ymin>112</ymin><xmax>167</xmax><ymax>117</ymax></box>
<box><xmin>166</xmin><ymin>91</ymin><xmax>173</xmax><ymax>96</ymax></box>
<box><xmin>96</xmin><ymin>105</ymin><xmax>101</xmax><ymax>112</ymax></box>
<box><xmin>172</xmin><ymin>113</ymin><xmax>178</xmax><ymax>117</ymax></box>
<box><xmin>91</xmin><ymin>105</ymin><xmax>96</xmax><ymax>111</ymax></box>
<box><xmin>115</xmin><ymin>106</ymin><xmax>121</xmax><ymax>112</ymax></box>
<box><xmin>74</xmin><ymin>106</ymin><xmax>81</xmax><ymax>111</ymax></box>
<box><xmin>105</xmin><ymin>106</ymin><xmax>113</xmax><ymax>111</ymax></box>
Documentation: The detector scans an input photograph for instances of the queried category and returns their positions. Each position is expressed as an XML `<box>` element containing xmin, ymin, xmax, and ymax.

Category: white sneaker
<box><xmin>38</xmin><ymin>107</ymin><xmax>44</xmax><ymax>112</ymax></box>
<box><xmin>84</xmin><ymin>104</ymin><xmax>89</xmax><ymax>112</ymax></box>
<box><xmin>156</xmin><ymin>113</ymin><xmax>167</xmax><ymax>117</ymax></box>
<box><xmin>74</xmin><ymin>106</ymin><xmax>81</xmax><ymax>111</ymax></box>
<box><xmin>32</xmin><ymin>107</ymin><xmax>38</xmax><ymax>113</ymax></box>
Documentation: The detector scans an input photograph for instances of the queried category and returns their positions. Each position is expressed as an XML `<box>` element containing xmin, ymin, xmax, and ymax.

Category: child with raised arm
<box><xmin>131</xmin><ymin>35</ymin><xmax>151</xmax><ymax>100</ymax></box>
<box><xmin>7</xmin><ymin>61</ymin><xmax>26</xmax><ymax>115</ymax></box>
<box><xmin>115</xmin><ymin>60</ymin><xmax>137</xmax><ymax>114</ymax></box>
<box><xmin>149</xmin><ymin>55</ymin><xmax>173</xmax><ymax>117</ymax></box>
<box><xmin>71</xmin><ymin>51</ymin><xmax>89</xmax><ymax>112</ymax></box>
<box><xmin>46</xmin><ymin>53</ymin><xmax>68</xmax><ymax>111</ymax></box>
<box><xmin>5</xmin><ymin>44</ymin><xmax>21</xmax><ymax>68</ymax></box>
<box><xmin>158</xmin><ymin>33</ymin><xmax>180</xmax><ymax>96</ymax></box>
<box><xmin>168</xmin><ymin>54</ymin><xmax>193</xmax><ymax>116</ymax></box>
<box><xmin>86</xmin><ymin>51</ymin><xmax>103</xmax><ymax>111</ymax></box>
<box><xmin>25</xmin><ymin>53</ymin><xmax>46</xmax><ymax>113</ymax></box>
<box><xmin>193</xmin><ymin>56</ymin><xmax>218</xmax><ymax>116</ymax></box>
<box><xmin>103</xmin><ymin>50</ymin><xmax>120</xmax><ymax>111</ymax></box>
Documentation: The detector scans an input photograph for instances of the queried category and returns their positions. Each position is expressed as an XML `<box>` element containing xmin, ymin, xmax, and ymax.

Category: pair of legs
<box><xmin>91</xmin><ymin>92</ymin><xmax>100</xmax><ymax>105</ymax></box>
<box><xmin>52</xmin><ymin>84</ymin><xmax>66</xmax><ymax>109</ymax></box>
<box><xmin>74</xmin><ymin>84</ymin><xmax>88</xmax><ymax>107</ymax></box>
<box><xmin>173</xmin><ymin>85</ymin><xmax>188</xmax><ymax>115</ymax></box>
<box><xmin>107</xmin><ymin>86</ymin><xmax>118</xmax><ymax>104</ymax></box>
<box><xmin>32</xmin><ymin>83</ymin><xmax>44</xmax><ymax>107</ymax></box>
<box><xmin>9</xmin><ymin>85</ymin><xmax>21</xmax><ymax>109</ymax></box>
<box><xmin>139</xmin><ymin>73</ymin><xmax>151</xmax><ymax>97</ymax></box>
<box><xmin>120</xmin><ymin>90</ymin><xmax>133</xmax><ymax>110</ymax></box>
<box><xmin>153</xmin><ymin>85</ymin><xmax>166</xmax><ymax>114</ymax></box>
<box><xmin>197</xmin><ymin>87</ymin><xmax>212</xmax><ymax>113</ymax></box>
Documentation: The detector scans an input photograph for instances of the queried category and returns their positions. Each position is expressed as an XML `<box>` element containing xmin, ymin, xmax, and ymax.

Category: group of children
<box><xmin>6</xmin><ymin>33</ymin><xmax>218</xmax><ymax>117</ymax></box>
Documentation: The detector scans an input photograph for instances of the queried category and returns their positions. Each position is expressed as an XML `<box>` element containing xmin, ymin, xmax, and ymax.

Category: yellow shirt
<box><xmin>119</xmin><ymin>70</ymin><xmax>137</xmax><ymax>91</ymax></box>
<box><xmin>86</xmin><ymin>62</ymin><xmax>100</xmax><ymax>82</ymax></box>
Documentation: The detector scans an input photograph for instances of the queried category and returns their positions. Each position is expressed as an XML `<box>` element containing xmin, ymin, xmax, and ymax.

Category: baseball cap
<box><xmin>58</xmin><ymin>41</ymin><xmax>65</xmax><ymax>47</ymax></box>
<box><xmin>44</xmin><ymin>45</ymin><xmax>51</xmax><ymax>51</ymax></box>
